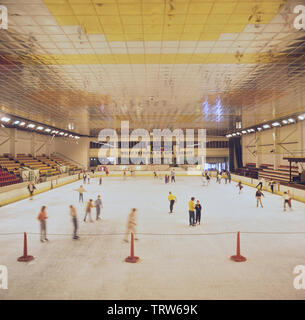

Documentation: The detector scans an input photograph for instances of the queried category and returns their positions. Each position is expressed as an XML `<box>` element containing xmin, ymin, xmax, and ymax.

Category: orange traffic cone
<box><xmin>17</xmin><ymin>232</ymin><xmax>34</xmax><ymax>262</ymax></box>
<box><xmin>125</xmin><ymin>233</ymin><xmax>139</xmax><ymax>263</ymax></box>
<box><xmin>230</xmin><ymin>231</ymin><xmax>247</xmax><ymax>262</ymax></box>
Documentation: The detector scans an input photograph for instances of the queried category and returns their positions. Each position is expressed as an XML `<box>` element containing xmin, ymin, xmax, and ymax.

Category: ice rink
<box><xmin>0</xmin><ymin>176</ymin><xmax>305</xmax><ymax>300</ymax></box>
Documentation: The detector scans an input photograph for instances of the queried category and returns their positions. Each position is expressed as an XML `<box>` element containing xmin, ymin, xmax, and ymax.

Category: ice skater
<box><xmin>170</xmin><ymin>169</ymin><xmax>175</xmax><ymax>183</ymax></box>
<box><xmin>123</xmin><ymin>170</ymin><xmax>127</xmax><ymax>180</ymax></box>
<box><xmin>70</xmin><ymin>205</ymin><xmax>79</xmax><ymax>239</ymax></box>
<box><xmin>87</xmin><ymin>173</ymin><xmax>91</xmax><ymax>184</ymax></box>
<box><xmin>168</xmin><ymin>191</ymin><xmax>177</xmax><ymax>213</ymax></box>
<box><xmin>256</xmin><ymin>178</ymin><xmax>264</xmax><ymax>190</ymax></box>
<box><xmin>269</xmin><ymin>180</ymin><xmax>276</xmax><ymax>194</ymax></box>
<box><xmin>217</xmin><ymin>172</ymin><xmax>222</xmax><ymax>184</ymax></box>
<box><xmin>124</xmin><ymin>208</ymin><xmax>138</xmax><ymax>242</ymax></box>
<box><xmin>83</xmin><ymin>172</ymin><xmax>87</xmax><ymax>184</ymax></box>
<box><xmin>236</xmin><ymin>181</ymin><xmax>243</xmax><ymax>194</ymax></box>
<box><xmin>188</xmin><ymin>197</ymin><xmax>196</xmax><ymax>226</ymax></box>
<box><xmin>228</xmin><ymin>171</ymin><xmax>231</xmax><ymax>183</ymax></box>
<box><xmin>99</xmin><ymin>176</ymin><xmax>102</xmax><ymax>185</ymax></box>
<box><xmin>84</xmin><ymin>199</ymin><xmax>94</xmax><ymax>222</ymax></box>
<box><xmin>256</xmin><ymin>189</ymin><xmax>264</xmax><ymax>208</ymax></box>
<box><xmin>153</xmin><ymin>171</ymin><xmax>157</xmax><ymax>179</ymax></box>
<box><xmin>37</xmin><ymin>206</ymin><xmax>48</xmax><ymax>242</ymax></box>
<box><xmin>95</xmin><ymin>195</ymin><xmax>103</xmax><ymax>220</ymax></box>
<box><xmin>283</xmin><ymin>192</ymin><xmax>292</xmax><ymax>211</ymax></box>
<box><xmin>75</xmin><ymin>185</ymin><xmax>86</xmax><ymax>203</ymax></box>
<box><xmin>195</xmin><ymin>200</ymin><xmax>202</xmax><ymax>225</ymax></box>
<box><xmin>27</xmin><ymin>182</ymin><xmax>36</xmax><ymax>200</ymax></box>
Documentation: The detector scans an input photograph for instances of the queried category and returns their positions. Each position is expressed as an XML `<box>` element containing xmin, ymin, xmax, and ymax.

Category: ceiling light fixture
<box><xmin>263</xmin><ymin>124</ymin><xmax>270</xmax><ymax>129</ymax></box>
<box><xmin>1</xmin><ymin>117</ymin><xmax>10</xmax><ymax>123</ymax></box>
<box><xmin>28</xmin><ymin>124</ymin><xmax>35</xmax><ymax>128</ymax></box>
<box><xmin>272</xmin><ymin>122</ymin><xmax>280</xmax><ymax>127</ymax></box>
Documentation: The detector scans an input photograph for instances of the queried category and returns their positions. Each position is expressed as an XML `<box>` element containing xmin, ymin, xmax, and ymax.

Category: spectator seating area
<box><xmin>0</xmin><ymin>168</ymin><xmax>20</xmax><ymax>187</ymax></box>
<box><xmin>258</xmin><ymin>163</ymin><xmax>299</xmax><ymax>183</ymax></box>
<box><xmin>0</xmin><ymin>153</ymin><xmax>80</xmax><ymax>188</ymax></box>
<box><xmin>0</xmin><ymin>156</ymin><xmax>21</xmax><ymax>176</ymax></box>
<box><xmin>234</xmin><ymin>163</ymin><xmax>259</xmax><ymax>179</ymax></box>
<box><xmin>50</xmin><ymin>154</ymin><xmax>79</xmax><ymax>171</ymax></box>
<box><xmin>16</xmin><ymin>154</ymin><xmax>59</xmax><ymax>176</ymax></box>
<box><xmin>234</xmin><ymin>162</ymin><xmax>299</xmax><ymax>184</ymax></box>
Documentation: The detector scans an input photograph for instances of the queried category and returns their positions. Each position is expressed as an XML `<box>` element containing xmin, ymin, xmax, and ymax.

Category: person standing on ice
<box><xmin>170</xmin><ymin>169</ymin><xmax>176</xmax><ymax>183</ymax></box>
<box><xmin>84</xmin><ymin>199</ymin><xmax>94</xmax><ymax>222</ymax></box>
<box><xmin>283</xmin><ymin>192</ymin><xmax>292</xmax><ymax>211</ymax></box>
<box><xmin>83</xmin><ymin>172</ymin><xmax>87</xmax><ymax>184</ymax></box>
<box><xmin>195</xmin><ymin>200</ymin><xmax>202</xmax><ymax>225</ymax></box>
<box><xmin>236</xmin><ymin>181</ymin><xmax>243</xmax><ymax>194</ymax></box>
<box><xmin>95</xmin><ymin>195</ymin><xmax>103</xmax><ymax>220</ymax></box>
<box><xmin>70</xmin><ymin>205</ymin><xmax>79</xmax><ymax>239</ymax></box>
<box><xmin>168</xmin><ymin>191</ymin><xmax>176</xmax><ymax>213</ymax></box>
<box><xmin>188</xmin><ymin>197</ymin><xmax>196</xmax><ymax>226</ymax></box>
<box><xmin>227</xmin><ymin>171</ymin><xmax>231</xmax><ymax>183</ymax></box>
<box><xmin>255</xmin><ymin>189</ymin><xmax>264</xmax><ymax>208</ymax></box>
<box><xmin>99</xmin><ymin>176</ymin><xmax>102</xmax><ymax>185</ymax></box>
<box><xmin>124</xmin><ymin>208</ymin><xmax>138</xmax><ymax>242</ymax></box>
<box><xmin>75</xmin><ymin>185</ymin><xmax>86</xmax><ymax>203</ymax></box>
<box><xmin>27</xmin><ymin>181</ymin><xmax>36</xmax><ymax>200</ymax></box>
<box><xmin>269</xmin><ymin>180</ymin><xmax>275</xmax><ymax>194</ymax></box>
<box><xmin>37</xmin><ymin>206</ymin><xmax>48</xmax><ymax>242</ymax></box>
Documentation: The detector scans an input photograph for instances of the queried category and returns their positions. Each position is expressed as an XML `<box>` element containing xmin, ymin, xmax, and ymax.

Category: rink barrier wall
<box><xmin>0</xmin><ymin>174</ymin><xmax>81</xmax><ymax>207</ymax></box>
<box><xmin>230</xmin><ymin>174</ymin><xmax>305</xmax><ymax>204</ymax></box>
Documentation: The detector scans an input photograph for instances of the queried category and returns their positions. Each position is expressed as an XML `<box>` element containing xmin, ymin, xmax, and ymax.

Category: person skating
<box><xmin>170</xmin><ymin>169</ymin><xmax>175</xmax><ymax>183</ymax></box>
<box><xmin>168</xmin><ymin>192</ymin><xmax>177</xmax><ymax>213</ymax></box>
<box><xmin>256</xmin><ymin>189</ymin><xmax>264</xmax><ymax>208</ymax></box>
<box><xmin>84</xmin><ymin>199</ymin><xmax>94</xmax><ymax>222</ymax></box>
<box><xmin>123</xmin><ymin>170</ymin><xmax>127</xmax><ymax>180</ymax></box>
<box><xmin>269</xmin><ymin>180</ymin><xmax>276</xmax><ymax>194</ymax></box>
<box><xmin>99</xmin><ymin>176</ymin><xmax>102</xmax><ymax>185</ymax></box>
<box><xmin>283</xmin><ymin>192</ymin><xmax>292</xmax><ymax>211</ymax></box>
<box><xmin>124</xmin><ymin>208</ymin><xmax>138</xmax><ymax>242</ymax></box>
<box><xmin>188</xmin><ymin>197</ymin><xmax>196</xmax><ymax>226</ymax></box>
<box><xmin>27</xmin><ymin>182</ymin><xmax>36</xmax><ymax>200</ymax></box>
<box><xmin>95</xmin><ymin>195</ymin><xmax>103</xmax><ymax>220</ymax></box>
<box><xmin>217</xmin><ymin>172</ymin><xmax>222</xmax><ymax>184</ymax></box>
<box><xmin>75</xmin><ymin>185</ymin><xmax>86</xmax><ymax>203</ymax></box>
<box><xmin>83</xmin><ymin>172</ymin><xmax>87</xmax><ymax>184</ymax></box>
<box><xmin>70</xmin><ymin>205</ymin><xmax>79</xmax><ymax>239</ymax></box>
<box><xmin>87</xmin><ymin>173</ymin><xmax>90</xmax><ymax>184</ymax></box>
<box><xmin>195</xmin><ymin>200</ymin><xmax>202</xmax><ymax>225</ymax></box>
<box><xmin>256</xmin><ymin>178</ymin><xmax>264</xmax><ymax>190</ymax></box>
<box><xmin>38</xmin><ymin>206</ymin><xmax>48</xmax><ymax>242</ymax></box>
<box><xmin>228</xmin><ymin>171</ymin><xmax>231</xmax><ymax>183</ymax></box>
<box><xmin>236</xmin><ymin>181</ymin><xmax>243</xmax><ymax>194</ymax></box>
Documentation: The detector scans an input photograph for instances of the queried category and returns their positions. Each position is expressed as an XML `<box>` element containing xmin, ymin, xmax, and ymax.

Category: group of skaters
<box><xmin>215</xmin><ymin>170</ymin><xmax>231</xmax><ymax>184</ymax></box>
<box><xmin>235</xmin><ymin>177</ymin><xmax>293</xmax><ymax>211</ymax></box>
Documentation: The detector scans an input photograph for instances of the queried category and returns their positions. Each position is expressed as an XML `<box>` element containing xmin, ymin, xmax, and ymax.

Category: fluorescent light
<box><xmin>45</xmin><ymin>128</ymin><xmax>51</xmax><ymax>132</ymax></box>
<box><xmin>64</xmin><ymin>133</ymin><xmax>68</xmax><ymax>136</ymax></box>
<box><xmin>59</xmin><ymin>132</ymin><xmax>64</xmax><ymax>135</ymax></box>
<box><xmin>288</xmin><ymin>118</ymin><xmax>295</xmax><ymax>123</ymax></box>
<box><xmin>13</xmin><ymin>120</ymin><xmax>20</xmax><ymax>125</ymax></box>
<box><xmin>232</xmin><ymin>133</ymin><xmax>237</xmax><ymax>136</ymax></box>
<box><xmin>36</xmin><ymin>126</ymin><xmax>44</xmax><ymax>130</ymax></box>
<box><xmin>241</xmin><ymin>130</ymin><xmax>247</xmax><ymax>134</ymax></box>
<box><xmin>298</xmin><ymin>114</ymin><xmax>305</xmax><ymax>121</ymax></box>
<box><xmin>226</xmin><ymin>134</ymin><xmax>232</xmax><ymax>138</ymax></box>
<box><xmin>19</xmin><ymin>122</ymin><xmax>25</xmax><ymax>126</ymax></box>
<box><xmin>282</xmin><ymin>120</ymin><xmax>288</xmax><ymax>124</ymax></box>
<box><xmin>263</xmin><ymin>124</ymin><xmax>270</xmax><ymax>129</ymax></box>
<box><xmin>75</xmin><ymin>136</ymin><xmax>80</xmax><ymax>139</ymax></box>
<box><xmin>28</xmin><ymin>124</ymin><xmax>35</xmax><ymax>128</ymax></box>
<box><xmin>257</xmin><ymin>127</ymin><xmax>262</xmax><ymax>131</ymax></box>
<box><xmin>236</xmin><ymin>132</ymin><xmax>241</xmax><ymax>135</ymax></box>
<box><xmin>272</xmin><ymin>122</ymin><xmax>280</xmax><ymax>127</ymax></box>
<box><xmin>1</xmin><ymin>117</ymin><xmax>10</xmax><ymax>123</ymax></box>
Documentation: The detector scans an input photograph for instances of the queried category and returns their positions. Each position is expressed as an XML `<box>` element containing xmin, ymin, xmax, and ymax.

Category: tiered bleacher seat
<box><xmin>16</xmin><ymin>154</ymin><xmax>58</xmax><ymax>176</ymax></box>
<box><xmin>234</xmin><ymin>163</ymin><xmax>259</xmax><ymax>179</ymax></box>
<box><xmin>258</xmin><ymin>164</ymin><xmax>298</xmax><ymax>183</ymax></box>
<box><xmin>50</xmin><ymin>154</ymin><xmax>79</xmax><ymax>171</ymax></box>
<box><xmin>0</xmin><ymin>155</ymin><xmax>21</xmax><ymax>176</ymax></box>
<box><xmin>0</xmin><ymin>168</ymin><xmax>20</xmax><ymax>187</ymax></box>
<box><xmin>36</xmin><ymin>155</ymin><xmax>60</xmax><ymax>175</ymax></box>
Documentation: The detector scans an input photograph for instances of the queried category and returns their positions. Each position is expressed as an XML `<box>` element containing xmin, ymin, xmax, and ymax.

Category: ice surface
<box><xmin>0</xmin><ymin>176</ymin><xmax>304</xmax><ymax>299</ymax></box>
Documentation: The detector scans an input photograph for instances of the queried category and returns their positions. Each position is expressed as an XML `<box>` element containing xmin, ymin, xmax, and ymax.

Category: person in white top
<box><xmin>283</xmin><ymin>192</ymin><xmax>292</xmax><ymax>211</ymax></box>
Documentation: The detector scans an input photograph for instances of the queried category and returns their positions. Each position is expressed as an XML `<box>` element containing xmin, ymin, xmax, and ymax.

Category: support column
<box><xmin>255</xmin><ymin>133</ymin><xmax>262</xmax><ymax>168</ymax></box>
<box><xmin>273</xmin><ymin>127</ymin><xmax>281</xmax><ymax>170</ymax></box>
<box><xmin>31</xmin><ymin>133</ymin><xmax>36</xmax><ymax>157</ymax></box>
<box><xmin>9</xmin><ymin>128</ymin><xmax>17</xmax><ymax>158</ymax></box>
